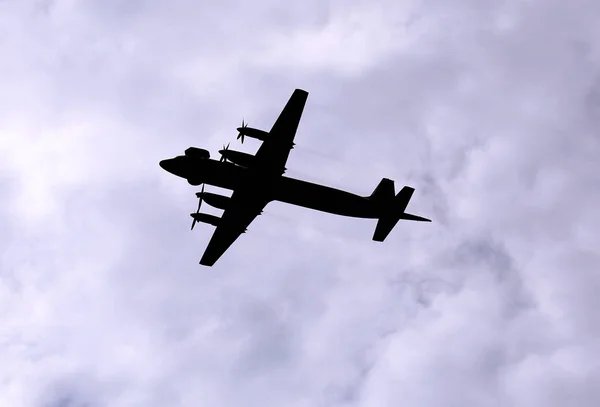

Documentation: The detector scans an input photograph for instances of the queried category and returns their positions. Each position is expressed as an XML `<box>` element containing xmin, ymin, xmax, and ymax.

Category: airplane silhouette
<box><xmin>159</xmin><ymin>89</ymin><xmax>431</xmax><ymax>266</ymax></box>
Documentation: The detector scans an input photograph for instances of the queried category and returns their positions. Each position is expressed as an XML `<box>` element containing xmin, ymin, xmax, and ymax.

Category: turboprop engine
<box><xmin>196</xmin><ymin>191</ymin><xmax>230</xmax><ymax>210</ymax></box>
<box><xmin>190</xmin><ymin>212</ymin><xmax>220</xmax><ymax>226</ymax></box>
<box><xmin>236</xmin><ymin>119</ymin><xmax>269</xmax><ymax>143</ymax></box>
<box><xmin>219</xmin><ymin>147</ymin><xmax>256</xmax><ymax>168</ymax></box>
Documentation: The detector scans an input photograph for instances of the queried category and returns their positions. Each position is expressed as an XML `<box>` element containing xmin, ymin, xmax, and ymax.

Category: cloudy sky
<box><xmin>2</xmin><ymin>0</ymin><xmax>600</xmax><ymax>406</ymax></box>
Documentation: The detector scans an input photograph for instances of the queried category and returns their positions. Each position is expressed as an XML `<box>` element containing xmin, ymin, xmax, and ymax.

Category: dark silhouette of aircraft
<box><xmin>159</xmin><ymin>89</ymin><xmax>431</xmax><ymax>266</ymax></box>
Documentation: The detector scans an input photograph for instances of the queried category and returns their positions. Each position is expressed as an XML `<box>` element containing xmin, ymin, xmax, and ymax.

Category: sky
<box><xmin>1</xmin><ymin>0</ymin><xmax>600</xmax><ymax>406</ymax></box>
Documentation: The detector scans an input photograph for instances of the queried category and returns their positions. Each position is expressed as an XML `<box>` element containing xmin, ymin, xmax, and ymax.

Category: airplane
<box><xmin>159</xmin><ymin>89</ymin><xmax>431</xmax><ymax>266</ymax></box>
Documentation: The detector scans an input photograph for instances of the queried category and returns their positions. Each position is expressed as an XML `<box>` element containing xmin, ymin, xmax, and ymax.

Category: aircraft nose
<box><xmin>159</xmin><ymin>158</ymin><xmax>183</xmax><ymax>176</ymax></box>
<box><xmin>159</xmin><ymin>159</ymin><xmax>172</xmax><ymax>172</ymax></box>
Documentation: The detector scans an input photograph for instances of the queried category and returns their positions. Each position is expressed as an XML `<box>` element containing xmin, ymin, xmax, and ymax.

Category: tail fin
<box><xmin>372</xmin><ymin>185</ymin><xmax>431</xmax><ymax>242</ymax></box>
<box><xmin>369</xmin><ymin>178</ymin><xmax>395</xmax><ymax>203</ymax></box>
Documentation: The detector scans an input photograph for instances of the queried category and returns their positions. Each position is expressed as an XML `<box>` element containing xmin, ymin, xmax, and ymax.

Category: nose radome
<box><xmin>159</xmin><ymin>158</ymin><xmax>178</xmax><ymax>174</ymax></box>
<box><xmin>160</xmin><ymin>157</ymin><xmax>190</xmax><ymax>178</ymax></box>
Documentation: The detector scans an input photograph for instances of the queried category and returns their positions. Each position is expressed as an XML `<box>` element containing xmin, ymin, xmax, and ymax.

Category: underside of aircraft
<box><xmin>159</xmin><ymin>89</ymin><xmax>431</xmax><ymax>266</ymax></box>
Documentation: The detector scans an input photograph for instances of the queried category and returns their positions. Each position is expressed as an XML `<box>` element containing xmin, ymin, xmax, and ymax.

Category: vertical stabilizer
<box><xmin>369</xmin><ymin>178</ymin><xmax>395</xmax><ymax>203</ymax></box>
<box><xmin>372</xmin><ymin>185</ymin><xmax>431</xmax><ymax>242</ymax></box>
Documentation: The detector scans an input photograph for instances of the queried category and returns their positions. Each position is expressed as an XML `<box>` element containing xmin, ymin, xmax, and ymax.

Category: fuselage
<box><xmin>159</xmin><ymin>157</ymin><xmax>380</xmax><ymax>219</ymax></box>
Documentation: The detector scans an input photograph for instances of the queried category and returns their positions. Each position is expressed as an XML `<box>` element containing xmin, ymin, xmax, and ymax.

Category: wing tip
<box><xmin>199</xmin><ymin>257</ymin><xmax>215</xmax><ymax>267</ymax></box>
<box><xmin>294</xmin><ymin>88</ymin><xmax>309</xmax><ymax>97</ymax></box>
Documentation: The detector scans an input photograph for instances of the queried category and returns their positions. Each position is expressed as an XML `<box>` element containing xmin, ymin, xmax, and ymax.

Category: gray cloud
<box><xmin>2</xmin><ymin>0</ymin><xmax>600</xmax><ymax>406</ymax></box>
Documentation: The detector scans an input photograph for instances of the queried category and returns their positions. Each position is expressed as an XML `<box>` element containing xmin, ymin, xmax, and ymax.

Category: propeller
<box><xmin>191</xmin><ymin>184</ymin><xmax>204</xmax><ymax>230</ymax></box>
<box><xmin>237</xmin><ymin>118</ymin><xmax>248</xmax><ymax>143</ymax></box>
<box><xmin>219</xmin><ymin>142</ymin><xmax>231</xmax><ymax>162</ymax></box>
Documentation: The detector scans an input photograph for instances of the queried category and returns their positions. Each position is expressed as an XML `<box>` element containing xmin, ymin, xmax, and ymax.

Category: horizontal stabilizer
<box><xmin>372</xmin><ymin>185</ymin><xmax>430</xmax><ymax>242</ymax></box>
<box><xmin>399</xmin><ymin>213</ymin><xmax>431</xmax><ymax>222</ymax></box>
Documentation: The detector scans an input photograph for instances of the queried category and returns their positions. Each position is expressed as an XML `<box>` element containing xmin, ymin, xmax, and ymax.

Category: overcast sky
<box><xmin>2</xmin><ymin>0</ymin><xmax>600</xmax><ymax>406</ymax></box>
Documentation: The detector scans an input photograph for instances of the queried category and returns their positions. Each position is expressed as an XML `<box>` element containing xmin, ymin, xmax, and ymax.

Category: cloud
<box><xmin>2</xmin><ymin>0</ymin><xmax>600</xmax><ymax>406</ymax></box>
<box><xmin>251</xmin><ymin>2</ymin><xmax>421</xmax><ymax>77</ymax></box>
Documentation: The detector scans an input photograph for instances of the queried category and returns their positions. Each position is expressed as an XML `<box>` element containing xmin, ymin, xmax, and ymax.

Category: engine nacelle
<box><xmin>190</xmin><ymin>212</ymin><xmax>220</xmax><ymax>226</ymax></box>
<box><xmin>220</xmin><ymin>149</ymin><xmax>255</xmax><ymax>168</ymax></box>
<box><xmin>197</xmin><ymin>192</ymin><xmax>230</xmax><ymax>210</ymax></box>
<box><xmin>237</xmin><ymin>127</ymin><xmax>269</xmax><ymax>141</ymax></box>
<box><xmin>185</xmin><ymin>147</ymin><xmax>210</xmax><ymax>159</ymax></box>
<box><xmin>188</xmin><ymin>178</ymin><xmax>203</xmax><ymax>186</ymax></box>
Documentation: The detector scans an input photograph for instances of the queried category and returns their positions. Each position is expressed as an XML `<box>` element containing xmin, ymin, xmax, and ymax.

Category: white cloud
<box><xmin>252</xmin><ymin>3</ymin><xmax>421</xmax><ymax>76</ymax></box>
<box><xmin>1</xmin><ymin>0</ymin><xmax>600</xmax><ymax>406</ymax></box>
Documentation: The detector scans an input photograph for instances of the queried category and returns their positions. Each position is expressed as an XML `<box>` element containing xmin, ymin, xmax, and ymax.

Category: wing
<box><xmin>199</xmin><ymin>188</ymin><xmax>268</xmax><ymax>266</ymax></box>
<box><xmin>200</xmin><ymin>89</ymin><xmax>308</xmax><ymax>266</ymax></box>
<box><xmin>253</xmin><ymin>89</ymin><xmax>308</xmax><ymax>175</ymax></box>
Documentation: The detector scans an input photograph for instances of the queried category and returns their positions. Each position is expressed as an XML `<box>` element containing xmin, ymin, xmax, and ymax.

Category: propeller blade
<box><xmin>237</xmin><ymin>119</ymin><xmax>247</xmax><ymax>143</ymax></box>
<box><xmin>197</xmin><ymin>184</ymin><xmax>204</xmax><ymax>211</ymax></box>
<box><xmin>220</xmin><ymin>143</ymin><xmax>230</xmax><ymax>162</ymax></box>
<box><xmin>191</xmin><ymin>185</ymin><xmax>204</xmax><ymax>230</ymax></box>
<box><xmin>195</xmin><ymin>184</ymin><xmax>205</xmax><ymax>199</ymax></box>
